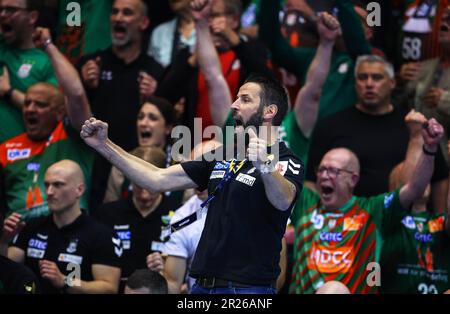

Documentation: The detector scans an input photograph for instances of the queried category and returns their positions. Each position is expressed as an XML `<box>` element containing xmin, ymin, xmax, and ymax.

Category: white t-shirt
<box><xmin>162</xmin><ymin>195</ymin><xmax>206</xmax><ymax>290</ymax></box>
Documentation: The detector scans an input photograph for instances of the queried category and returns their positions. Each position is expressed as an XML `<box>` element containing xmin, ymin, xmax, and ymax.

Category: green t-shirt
<box><xmin>0</xmin><ymin>41</ymin><xmax>57</xmax><ymax>143</ymax></box>
<box><xmin>290</xmin><ymin>187</ymin><xmax>405</xmax><ymax>294</ymax></box>
<box><xmin>380</xmin><ymin>211</ymin><xmax>450</xmax><ymax>294</ymax></box>
<box><xmin>0</xmin><ymin>119</ymin><xmax>94</xmax><ymax>216</ymax></box>
<box><xmin>279</xmin><ymin>110</ymin><xmax>309</xmax><ymax>166</ymax></box>
<box><xmin>56</xmin><ymin>0</ymin><xmax>112</xmax><ymax>64</ymax></box>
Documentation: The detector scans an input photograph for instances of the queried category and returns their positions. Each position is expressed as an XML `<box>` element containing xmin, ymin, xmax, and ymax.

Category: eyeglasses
<box><xmin>0</xmin><ymin>6</ymin><xmax>28</xmax><ymax>15</ymax></box>
<box><xmin>316</xmin><ymin>166</ymin><xmax>354</xmax><ymax>179</ymax></box>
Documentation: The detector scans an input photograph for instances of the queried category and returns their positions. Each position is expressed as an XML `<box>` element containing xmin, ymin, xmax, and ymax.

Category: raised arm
<box><xmin>191</xmin><ymin>0</ymin><xmax>232</xmax><ymax>128</ymax></box>
<box><xmin>0</xmin><ymin>66</ymin><xmax>25</xmax><ymax>109</ymax></box>
<box><xmin>80</xmin><ymin>118</ymin><xmax>197</xmax><ymax>192</ymax></box>
<box><xmin>294</xmin><ymin>12</ymin><xmax>340</xmax><ymax>138</ymax></box>
<box><xmin>33</xmin><ymin>28</ymin><xmax>92</xmax><ymax>130</ymax></box>
<box><xmin>399</xmin><ymin>119</ymin><xmax>444</xmax><ymax>209</ymax></box>
<box><xmin>397</xmin><ymin>110</ymin><xmax>428</xmax><ymax>184</ymax></box>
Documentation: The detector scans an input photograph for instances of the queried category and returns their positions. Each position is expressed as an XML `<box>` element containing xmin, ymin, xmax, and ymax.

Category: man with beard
<box><xmin>0</xmin><ymin>0</ymin><xmax>57</xmax><ymax>143</ymax></box>
<box><xmin>0</xmin><ymin>28</ymin><xmax>93</xmax><ymax>216</ymax></box>
<box><xmin>80</xmin><ymin>74</ymin><xmax>304</xmax><ymax>294</ymax></box>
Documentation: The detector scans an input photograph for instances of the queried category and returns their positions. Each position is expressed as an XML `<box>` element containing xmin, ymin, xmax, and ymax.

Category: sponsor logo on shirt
<box><xmin>210</xmin><ymin>170</ymin><xmax>226</xmax><ymax>179</ymax></box>
<box><xmin>428</xmin><ymin>216</ymin><xmax>445</xmax><ymax>233</ymax></box>
<box><xmin>114</xmin><ymin>225</ymin><xmax>130</xmax><ymax>230</ymax></box>
<box><xmin>235</xmin><ymin>173</ymin><xmax>256</xmax><ymax>187</ymax></box>
<box><xmin>36</xmin><ymin>233</ymin><xmax>48</xmax><ymax>240</ymax></box>
<box><xmin>343</xmin><ymin>212</ymin><xmax>368</xmax><ymax>232</ymax></box>
<box><xmin>288</xmin><ymin>159</ymin><xmax>301</xmax><ymax>175</ymax></box>
<box><xmin>151</xmin><ymin>241</ymin><xmax>165</xmax><ymax>252</ymax></box>
<box><xmin>308</xmin><ymin>243</ymin><xmax>354</xmax><ymax>273</ymax></box>
<box><xmin>319</xmin><ymin>232</ymin><xmax>343</xmax><ymax>242</ymax></box>
<box><xmin>17</xmin><ymin>64</ymin><xmax>33</xmax><ymax>78</ymax></box>
<box><xmin>328</xmin><ymin>219</ymin><xmax>337</xmax><ymax>229</ymax></box>
<box><xmin>28</xmin><ymin>239</ymin><xmax>47</xmax><ymax>250</ymax></box>
<box><xmin>7</xmin><ymin>148</ymin><xmax>31</xmax><ymax>161</ymax></box>
<box><xmin>402</xmin><ymin>216</ymin><xmax>416</xmax><ymax>230</ymax></box>
<box><xmin>27</xmin><ymin>163</ymin><xmax>40</xmax><ymax>172</ymax></box>
<box><xmin>58</xmin><ymin>253</ymin><xmax>83</xmax><ymax>264</ymax></box>
<box><xmin>414</xmin><ymin>232</ymin><xmax>433</xmax><ymax>243</ymax></box>
<box><xmin>338</xmin><ymin>62</ymin><xmax>349</xmax><ymax>74</ymax></box>
<box><xmin>101</xmin><ymin>70</ymin><xmax>113</xmax><ymax>81</ymax></box>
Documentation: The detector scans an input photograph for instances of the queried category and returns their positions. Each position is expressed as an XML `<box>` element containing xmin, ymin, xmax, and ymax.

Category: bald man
<box><xmin>0</xmin><ymin>160</ymin><xmax>122</xmax><ymax>294</ymax></box>
<box><xmin>290</xmin><ymin>118</ymin><xmax>445</xmax><ymax>294</ymax></box>
<box><xmin>0</xmin><ymin>27</ymin><xmax>93</xmax><ymax>217</ymax></box>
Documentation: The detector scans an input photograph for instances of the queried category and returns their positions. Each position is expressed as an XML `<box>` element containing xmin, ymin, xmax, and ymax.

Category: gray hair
<box><xmin>355</xmin><ymin>55</ymin><xmax>395</xmax><ymax>79</ymax></box>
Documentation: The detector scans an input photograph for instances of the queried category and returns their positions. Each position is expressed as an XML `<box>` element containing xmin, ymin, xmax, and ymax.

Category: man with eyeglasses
<box><xmin>0</xmin><ymin>0</ymin><xmax>57</xmax><ymax>143</ymax></box>
<box><xmin>0</xmin><ymin>28</ymin><xmax>93</xmax><ymax>217</ymax></box>
<box><xmin>290</xmin><ymin>118</ymin><xmax>445</xmax><ymax>294</ymax></box>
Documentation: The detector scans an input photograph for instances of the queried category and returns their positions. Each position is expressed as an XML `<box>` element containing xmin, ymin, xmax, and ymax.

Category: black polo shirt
<box><xmin>77</xmin><ymin>48</ymin><xmax>164</xmax><ymax>151</ymax></box>
<box><xmin>93</xmin><ymin>195</ymin><xmax>175</xmax><ymax>279</ymax></box>
<box><xmin>181</xmin><ymin>142</ymin><xmax>304</xmax><ymax>285</ymax></box>
<box><xmin>12</xmin><ymin>213</ymin><xmax>121</xmax><ymax>294</ymax></box>
<box><xmin>0</xmin><ymin>255</ymin><xmax>40</xmax><ymax>294</ymax></box>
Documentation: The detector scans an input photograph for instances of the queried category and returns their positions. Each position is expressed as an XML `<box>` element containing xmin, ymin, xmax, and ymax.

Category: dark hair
<box><xmin>243</xmin><ymin>74</ymin><xmax>288</xmax><ymax>126</ymax></box>
<box><xmin>0</xmin><ymin>212</ymin><xmax>3</xmax><ymax>239</ymax></box>
<box><xmin>126</xmin><ymin>269</ymin><xmax>168</xmax><ymax>294</ymax></box>
<box><xmin>140</xmin><ymin>95</ymin><xmax>176</xmax><ymax>127</ymax></box>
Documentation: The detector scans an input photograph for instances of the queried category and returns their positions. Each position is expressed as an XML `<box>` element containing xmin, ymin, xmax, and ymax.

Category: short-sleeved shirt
<box><xmin>93</xmin><ymin>195</ymin><xmax>176</xmax><ymax>279</ymax></box>
<box><xmin>0</xmin><ymin>255</ymin><xmax>40</xmax><ymax>294</ymax></box>
<box><xmin>380</xmin><ymin>211</ymin><xmax>450</xmax><ymax>294</ymax></box>
<box><xmin>0</xmin><ymin>40</ymin><xmax>58</xmax><ymax>143</ymax></box>
<box><xmin>290</xmin><ymin>187</ymin><xmax>405</xmax><ymax>294</ymax></box>
<box><xmin>181</xmin><ymin>141</ymin><xmax>304</xmax><ymax>285</ymax></box>
<box><xmin>12</xmin><ymin>213</ymin><xmax>122</xmax><ymax>294</ymax></box>
<box><xmin>162</xmin><ymin>195</ymin><xmax>206</xmax><ymax>290</ymax></box>
<box><xmin>0</xmin><ymin>119</ymin><xmax>94</xmax><ymax>216</ymax></box>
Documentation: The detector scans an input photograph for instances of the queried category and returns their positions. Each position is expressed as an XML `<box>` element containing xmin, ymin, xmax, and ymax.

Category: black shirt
<box><xmin>93</xmin><ymin>195</ymin><xmax>175</xmax><ymax>279</ymax></box>
<box><xmin>12</xmin><ymin>213</ymin><xmax>121</xmax><ymax>294</ymax></box>
<box><xmin>181</xmin><ymin>142</ymin><xmax>304</xmax><ymax>285</ymax></box>
<box><xmin>306</xmin><ymin>106</ymin><xmax>449</xmax><ymax>196</ymax></box>
<box><xmin>0</xmin><ymin>255</ymin><xmax>40</xmax><ymax>294</ymax></box>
